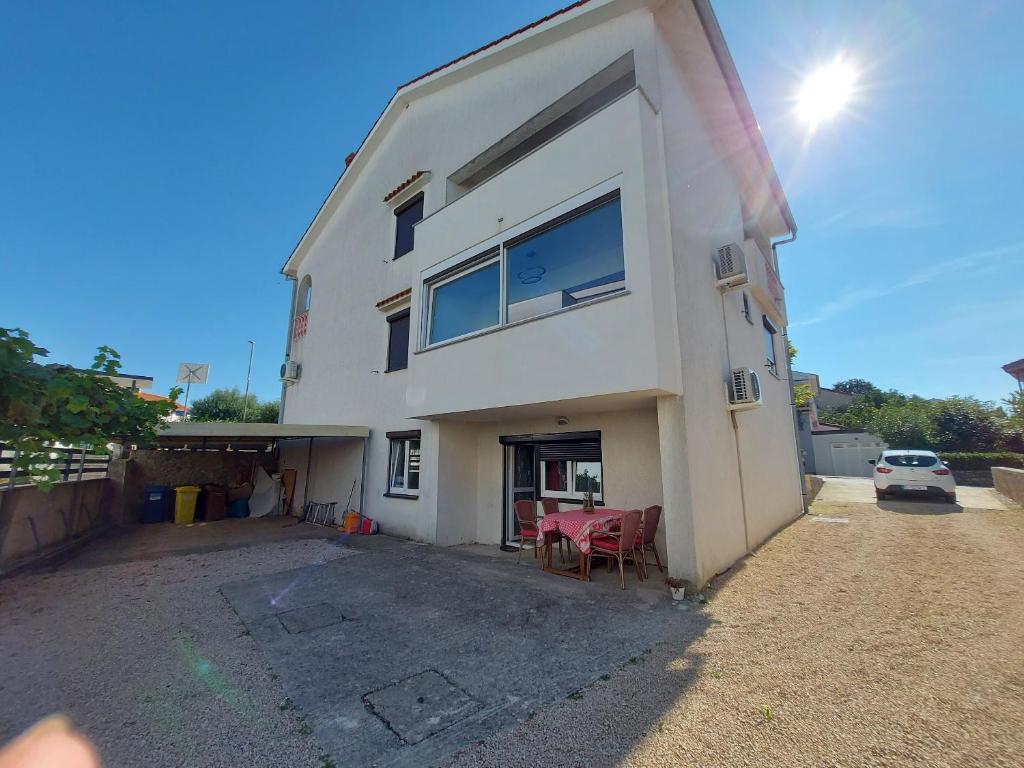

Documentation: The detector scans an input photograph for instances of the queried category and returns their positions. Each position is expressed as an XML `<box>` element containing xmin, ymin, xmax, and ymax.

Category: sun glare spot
<box><xmin>796</xmin><ymin>57</ymin><xmax>857</xmax><ymax>129</ymax></box>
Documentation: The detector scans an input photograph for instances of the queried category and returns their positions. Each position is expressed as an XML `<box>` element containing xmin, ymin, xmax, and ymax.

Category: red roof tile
<box><xmin>383</xmin><ymin>171</ymin><xmax>428</xmax><ymax>204</ymax></box>
<box><xmin>375</xmin><ymin>287</ymin><xmax>412</xmax><ymax>309</ymax></box>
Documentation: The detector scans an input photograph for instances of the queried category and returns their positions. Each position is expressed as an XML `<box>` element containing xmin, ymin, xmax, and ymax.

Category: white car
<box><xmin>871</xmin><ymin>450</ymin><xmax>957</xmax><ymax>503</ymax></box>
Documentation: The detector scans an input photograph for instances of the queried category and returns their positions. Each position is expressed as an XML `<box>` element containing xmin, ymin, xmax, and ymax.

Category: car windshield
<box><xmin>885</xmin><ymin>454</ymin><xmax>939</xmax><ymax>467</ymax></box>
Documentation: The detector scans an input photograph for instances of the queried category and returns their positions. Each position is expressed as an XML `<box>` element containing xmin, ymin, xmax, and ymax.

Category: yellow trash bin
<box><xmin>174</xmin><ymin>485</ymin><xmax>201</xmax><ymax>525</ymax></box>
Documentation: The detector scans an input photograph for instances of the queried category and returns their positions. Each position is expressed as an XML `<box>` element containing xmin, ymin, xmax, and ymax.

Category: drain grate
<box><xmin>276</xmin><ymin>602</ymin><xmax>349</xmax><ymax>633</ymax></box>
<box><xmin>363</xmin><ymin>670</ymin><xmax>481</xmax><ymax>744</ymax></box>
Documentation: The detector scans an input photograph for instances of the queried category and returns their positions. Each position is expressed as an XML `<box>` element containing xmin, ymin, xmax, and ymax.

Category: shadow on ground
<box><xmin>221</xmin><ymin>535</ymin><xmax>708</xmax><ymax>768</ymax></box>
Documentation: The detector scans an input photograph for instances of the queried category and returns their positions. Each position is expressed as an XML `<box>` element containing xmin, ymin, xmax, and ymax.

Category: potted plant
<box><xmin>665</xmin><ymin>576</ymin><xmax>689</xmax><ymax>601</ymax></box>
<box><xmin>580</xmin><ymin>469</ymin><xmax>595</xmax><ymax>513</ymax></box>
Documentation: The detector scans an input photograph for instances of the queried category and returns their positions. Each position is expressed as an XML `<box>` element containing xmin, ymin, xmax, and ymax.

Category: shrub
<box><xmin>937</xmin><ymin>452</ymin><xmax>1024</xmax><ymax>471</ymax></box>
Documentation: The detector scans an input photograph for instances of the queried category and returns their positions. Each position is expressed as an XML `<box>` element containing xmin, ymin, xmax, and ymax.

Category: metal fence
<box><xmin>0</xmin><ymin>445</ymin><xmax>111</xmax><ymax>486</ymax></box>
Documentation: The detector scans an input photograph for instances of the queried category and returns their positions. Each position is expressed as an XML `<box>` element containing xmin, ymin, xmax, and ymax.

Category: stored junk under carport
<box><xmin>123</xmin><ymin>423</ymin><xmax>369</xmax><ymax>526</ymax></box>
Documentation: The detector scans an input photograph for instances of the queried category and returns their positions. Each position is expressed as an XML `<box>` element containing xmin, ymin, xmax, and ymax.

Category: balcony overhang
<box><xmin>409</xmin><ymin>389</ymin><xmax>666</xmax><ymax>422</ymax></box>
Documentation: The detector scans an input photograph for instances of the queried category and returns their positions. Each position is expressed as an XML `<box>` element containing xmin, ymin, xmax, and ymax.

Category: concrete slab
<box><xmin>277</xmin><ymin>601</ymin><xmax>349</xmax><ymax>633</ymax></box>
<box><xmin>813</xmin><ymin>475</ymin><xmax>1014</xmax><ymax>510</ymax></box>
<box><xmin>221</xmin><ymin>535</ymin><xmax>689</xmax><ymax>768</ymax></box>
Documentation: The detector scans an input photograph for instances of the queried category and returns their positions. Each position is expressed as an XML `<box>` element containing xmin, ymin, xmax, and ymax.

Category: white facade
<box><xmin>278</xmin><ymin>0</ymin><xmax>803</xmax><ymax>588</ymax></box>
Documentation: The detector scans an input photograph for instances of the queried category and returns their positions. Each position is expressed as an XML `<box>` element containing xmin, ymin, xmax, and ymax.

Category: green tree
<box><xmin>0</xmin><ymin>328</ymin><xmax>179</xmax><ymax>488</ymax></box>
<box><xmin>930</xmin><ymin>396</ymin><xmax>1002</xmax><ymax>452</ymax></box>
<box><xmin>189</xmin><ymin>387</ymin><xmax>279</xmax><ymax>423</ymax></box>
<box><xmin>832</xmin><ymin>378</ymin><xmax>879</xmax><ymax>396</ymax></box>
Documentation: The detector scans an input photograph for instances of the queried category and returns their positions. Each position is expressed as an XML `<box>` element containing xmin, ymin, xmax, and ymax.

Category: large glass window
<box><xmin>506</xmin><ymin>196</ymin><xmax>624</xmax><ymax>323</ymax></box>
<box><xmin>540</xmin><ymin>459</ymin><xmax>603</xmax><ymax>501</ymax></box>
<box><xmin>428</xmin><ymin>259</ymin><xmax>500</xmax><ymax>345</ymax></box>
<box><xmin>422</xmin><ymin>188</ymin><xmax>625</xmax><ymax>348</ymax></box>
<box><xmin>388</xmin><ymin>436</ymin><xmax>420</xmax><ymax>496</ymax></box>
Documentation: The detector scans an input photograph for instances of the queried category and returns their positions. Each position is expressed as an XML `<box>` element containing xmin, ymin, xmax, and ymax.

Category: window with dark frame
<box><xmin>386</xmin><ymin>309</ymin><xmax>410</xmax><ymax>372</ymax></box>
<box><xmin>763</xmin><ymin>315</ymin><xmax>778</xmax><ymax>373</ymax></box>
<box><xmin>393</xmin><ymin>193</ymin><xmax>424</xmax><ymax>260</ymax></box>
<box><xmin>386</xmin><ymin>431</ymin><xmax>420</xmax><ymax>497</ymax></box>
<box><xmin>742</xmin><ymin>292</ymin><xmax>752</xmax><ymax>323</ymax></box>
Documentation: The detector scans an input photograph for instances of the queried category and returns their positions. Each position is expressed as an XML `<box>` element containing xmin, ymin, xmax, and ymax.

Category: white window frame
<box><xmin>419</xmin><ymin>176</ymin><xmax>625</xmax><ymax>350</ymax></box>
<box><xmin>387</xmin><ymin>437</ymin><xmax>420</xmax><ymax>497</ymax></box>
<box><xmin>540</xmin><ymin>459</ymin><xmax>604</xmax><ymax>502</ymax></box>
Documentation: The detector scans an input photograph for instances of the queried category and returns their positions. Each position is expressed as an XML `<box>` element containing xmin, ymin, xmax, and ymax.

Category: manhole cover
<box><xmin>276</xmin><ymin>602</ymin><xmax>348</xmax><ymax>633</ymax></box>
<box><xmin>363</xmin><ymin>670</ymin><xmax>480</xmax><ymax>744</ymax></box>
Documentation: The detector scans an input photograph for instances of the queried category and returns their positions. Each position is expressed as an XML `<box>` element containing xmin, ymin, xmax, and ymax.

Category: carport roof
<box><xmin>152</xmin><ymin>422</ymin><xmax>369</xmax><ymax>450</ymax></box>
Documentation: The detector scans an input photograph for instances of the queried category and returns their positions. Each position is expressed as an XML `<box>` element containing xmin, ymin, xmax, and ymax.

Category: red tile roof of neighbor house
<box><xmin>136</xmin><ymin>391</ymin><xmax>187</xmax><ymax>410</ymax></box>
<box><xmin>383</xmin><ymin>171</ymin><xmax>428</xmax><ymax>203</ymax></box>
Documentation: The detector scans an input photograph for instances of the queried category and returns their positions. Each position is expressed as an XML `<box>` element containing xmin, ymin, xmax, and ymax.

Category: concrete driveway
<box><xmin>815</xmin><ymin>475</ymin><xmax>1012</xmax><ymax>509</ymax></box>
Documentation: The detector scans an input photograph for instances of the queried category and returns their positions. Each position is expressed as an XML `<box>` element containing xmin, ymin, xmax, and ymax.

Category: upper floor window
<box><xmin>763</xmin><ymin>315</ymin><xmax>778</xmax><ymax>373</ymax></box>
<box><xmin>299</xmin><ymin>275</ymin><xmax>312</xmax><ymax>312</ymax></box>
<box><xmin>742</xmin><ymin>292</ymin><xmax>753</xmax><ymax>324</ymax></box>
<box><xmin>422</xmin><ymin>185</ymin><xmax>625</xmax><ymax>347</ymax></box>
<box><xmin>386</xmin><ymin>309</ymin><xmax>411</xmax><ymax>372</ymax></box>
<box><xmin>394</xmin><ymin>193</ymin><xmax>424</xmax><ymax>260</ymax></box>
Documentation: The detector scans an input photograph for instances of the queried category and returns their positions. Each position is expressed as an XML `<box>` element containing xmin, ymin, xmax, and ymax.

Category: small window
<box><xmin>742</xmin><ymin>293</ymin><xmax>752</xmax><ymax>323</ymax></box>
<box><xmin>386</xmin><ymin>310</ymin><xmax>410</xmax><ymax>372</ymax></box>
<box><xmin>388</xmin><ymin>435</ymin><xmax>420</xmax><ymax>496</ymax></box>
<box><xmin>541</xmin><ymin>459</ymin><xmax>603</xmax><ymax>501</ymax></box>
<box><xmin>393</xmin><ymin>193</ymin><xmax>424</xmax><ymax>260</ymax></box>
<box><xmin>427</xmin><ymin>257</ymin><xmax>501</xmax><ymax>345</ymax></box>
<box><xmin>299</xmin><ymin>275</ymin><xmax>312</xmax><ymax>312</ymax></box>
<box><xmin>763</xmin><ymin>315</ymin><xmax>777</xmax><ymax>372</ymax></box>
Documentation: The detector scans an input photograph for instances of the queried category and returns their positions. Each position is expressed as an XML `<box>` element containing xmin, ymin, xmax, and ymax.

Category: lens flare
<box><xmin>796</xmin><ymin>57</ymin><xmax>857</xmax><ymax>129</ymax></box>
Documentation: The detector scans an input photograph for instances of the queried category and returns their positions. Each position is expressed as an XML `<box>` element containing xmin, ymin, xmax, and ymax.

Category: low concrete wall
<box><xmin>992</xmin><ymin>467</ymin><xmax>1024</xmax><ymax>507</ymax></box>
<box><xmin>0</xmin><ymin>478</ymin><xmax>111</xmax><ymax>573</ymax></box>
<box><xmin>804</xmin><ymin>474</ymin><xmax>824</xmax><ymax>504</ymax></box>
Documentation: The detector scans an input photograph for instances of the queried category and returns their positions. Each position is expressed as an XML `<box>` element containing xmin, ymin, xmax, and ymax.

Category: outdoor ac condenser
<box><xmin>280</xmin><ymin>359</ymin><xmax>301</xmax><ymax>383</ymax></box>
<box><xmin>714</xmin><ymin>242</ymin><xmax>749</xmax><ymax>289</ymax></box>
<box><xmin>727</xmin><ymin>367</ymin><xmax>762</xmax><ymax>411</ymax></box>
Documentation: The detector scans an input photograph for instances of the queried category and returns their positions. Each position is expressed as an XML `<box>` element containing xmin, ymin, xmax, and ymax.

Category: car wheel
<box><xmin>875</xmin><ymin>490</ymin><xmax>886</xmax><ymax>501</ymax></box>
<box><xmin>946</xmin><ymin>495</ymin><xmax>957</xmax><ymax>504</ymax></box>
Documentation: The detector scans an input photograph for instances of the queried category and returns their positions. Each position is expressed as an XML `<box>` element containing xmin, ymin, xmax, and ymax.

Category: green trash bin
<box><xmin>174</xmin><ymin>486</ymin><xmax>201</xmax><ymax>525</ymax></box>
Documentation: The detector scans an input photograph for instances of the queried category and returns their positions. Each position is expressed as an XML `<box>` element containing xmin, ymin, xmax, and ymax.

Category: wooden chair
<box><xmin>540</xmin><ymin>498</ymin><xmax>569</xmax><ymax>563</ymax></box>
<box><xmin>588</xmin><ymin>509</ymin><xmax>644</xmax><ymax>589</ymax></box>
<box><xmin>635</xmin><ymin>505</ymin><xmax>663</xmax><ymax>578</ymax></box>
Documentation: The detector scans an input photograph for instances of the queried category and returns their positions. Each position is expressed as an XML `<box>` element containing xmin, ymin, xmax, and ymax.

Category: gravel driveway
<box><xmin>446</xmin><ymin>480</ymin><xmax>1024</xmax><ymax>768</ymax></box>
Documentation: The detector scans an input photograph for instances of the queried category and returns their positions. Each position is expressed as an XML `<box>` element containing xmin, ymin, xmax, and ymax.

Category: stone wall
<box><xmin>951</xmin><ymin>470</ymin><xmax>994</xmax><ymax>488</ymax></box>
<box><xmin>992</xmin><ymin>467</ymin><xmax>1024</xmax><ymax>507</ymax></box>
<box><xmin>0</xmin><ymin>478</ymin><xmax>111</xmax><ymax>573</ymax></box>
<box><xmin>118</xmin><ymin>449</ymin><xmax>278</xmax><ymax>523</ymax></box>
<box><xmin>804</xmin><ymin>474</ymin><xmax>824</xmax><ymax>504</ymax></box>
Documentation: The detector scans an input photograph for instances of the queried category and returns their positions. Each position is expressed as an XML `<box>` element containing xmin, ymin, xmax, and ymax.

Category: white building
<box><xmin>279</xmin><ymin>0</ymin><xmax>803</xmax><ymax>588</ymax></box>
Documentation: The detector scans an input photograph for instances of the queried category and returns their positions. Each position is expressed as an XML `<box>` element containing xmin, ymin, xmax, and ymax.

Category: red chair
<box><xmin>588</xmin><ymin>509</ymin><xmax>644</xmax><ymax>589</ymax></box>
<box><xmin>635</xmin><ymin>505</ymin><xmax>663</xmax><ymax>578</ymax></box>
<box><xmin>540</xmin><ymin>498</ymin><xmax>569</xmax><ymax>563</ymax></box>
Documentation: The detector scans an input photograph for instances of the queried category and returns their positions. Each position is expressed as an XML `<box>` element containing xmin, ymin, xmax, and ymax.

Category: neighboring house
<box><xmin>136</xmin><ymin>391</ymin><xmax>189</xmax><ymax>422</ymax></box>
<box><xmin>1004</xmin><ymin>358</ymin><xmax>1024</xmax><ymax>392</ymax></box>
<box><xmin>278</xmin><ymin>0</ymin><xmax>803</xmax><ymax>588</ymax></box>
<box><xmin>792</xmin><ymin>371</ymin><xmax>885</xmax><ymax>476</ymax></box>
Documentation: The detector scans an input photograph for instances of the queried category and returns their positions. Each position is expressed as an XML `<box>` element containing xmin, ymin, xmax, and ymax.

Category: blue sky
<box><xmin>2</xmin><ymin>1</ymin><xmax>1022</xmax><ymax>407</ymax></box>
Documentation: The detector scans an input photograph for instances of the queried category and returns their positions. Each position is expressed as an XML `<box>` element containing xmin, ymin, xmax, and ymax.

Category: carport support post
<box><xmin>301</xmin><ymin>437</ymin><xmax>314</xmax><ymax>516</ymax></box>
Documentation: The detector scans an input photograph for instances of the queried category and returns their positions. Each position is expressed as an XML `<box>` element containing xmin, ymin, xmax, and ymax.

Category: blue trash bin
<box><xmin>143</xmin><ymin>485</ymin><xmax>170</xmax><ymax>523</ymax></box>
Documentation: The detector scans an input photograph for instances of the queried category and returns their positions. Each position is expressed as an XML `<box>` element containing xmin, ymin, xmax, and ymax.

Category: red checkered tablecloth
<box><xmin>536</xmin><ymin>508</ymin><xmax>625</xmax><ymax>555</ymax></box>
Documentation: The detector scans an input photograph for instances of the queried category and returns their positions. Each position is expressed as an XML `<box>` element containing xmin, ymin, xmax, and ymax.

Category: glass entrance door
<box><xmin>505</xmin><ymin>444</ymin><xmax>535</xmax><ymax>545</ymax></box>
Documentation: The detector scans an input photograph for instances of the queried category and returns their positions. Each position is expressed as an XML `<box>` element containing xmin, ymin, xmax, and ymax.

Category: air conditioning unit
<box><xmin>280</xmin><ymin>359</ymin><xmax>301</xmax><ymax>383</ymax></box>
<box><xmin>727</xmin><ymin>367</ymin><xmax>762</xmax><ymax>411</ymax></box>
<box><xmin>714</xmin><ymin>242</ymin><xmax>748</xmax><ymax>289</ymax></box>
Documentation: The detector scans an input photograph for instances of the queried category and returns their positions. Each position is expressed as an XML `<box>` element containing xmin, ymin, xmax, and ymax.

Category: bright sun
<box><xmin>796</xmin><ymin>57</ymin><xmax>857</xmax><ymax>128</ymax></box>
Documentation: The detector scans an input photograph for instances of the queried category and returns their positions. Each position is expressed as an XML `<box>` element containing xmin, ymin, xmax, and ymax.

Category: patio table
<box><xmin>537</xmin><ymin>508</ymin><xmax>626</xmax><ymax>580</ymax></box>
